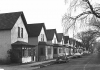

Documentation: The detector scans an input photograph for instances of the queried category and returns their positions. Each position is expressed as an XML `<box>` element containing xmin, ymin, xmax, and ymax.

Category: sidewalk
<box><xmin>0</xmin><ymin>59</ymin><xmax>56</xmax><ymax>70</ymax></box>
<box><xmin>20</xmin><ymin>59</ymin><xmax>56</xmax><ymax>67</ymax></box>
<box><xmin>1</xmin><ymin>55</ymin><xmax>75</xmax><ymax>70</ymax></box>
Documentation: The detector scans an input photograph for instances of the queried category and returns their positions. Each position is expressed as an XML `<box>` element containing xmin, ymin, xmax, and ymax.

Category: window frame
<box><xmin>18</xmin><ymin>27</ymin><xmax>20</xmax><ymax>38</ymax></box>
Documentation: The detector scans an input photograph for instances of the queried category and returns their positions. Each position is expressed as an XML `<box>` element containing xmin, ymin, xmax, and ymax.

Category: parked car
<box><xmin>73</xmin><ymin>53</ymin><xmax>82</xmax><ymax>58</ymax></box>
<box><xmin>55</xmin><ymin>55</ymin><xmax>70</xmax><ymax>63</ymax></box>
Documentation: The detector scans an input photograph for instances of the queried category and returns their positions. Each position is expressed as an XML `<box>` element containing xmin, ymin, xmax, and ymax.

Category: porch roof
<box><xmin>66</xmin><ymin>46</ymin><xmax>72</xmax><ymax>48</ymax></box>
<box><xmin>11</xmin><ymin>41</ymin><xmax>36</xmax><ymax>47</ymax></box>
<box><xmin>38</xmin><ymin>42</ymin><xmax>53</xmax><ymax>46</ymax></box>
<box><xmin>53</xmin><ymin>44</ymin><xmax>62</xmax><ymax>47</ymax></box>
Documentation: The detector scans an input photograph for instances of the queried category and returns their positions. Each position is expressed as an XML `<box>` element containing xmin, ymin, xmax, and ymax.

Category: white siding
<box><xmin>22</xmin><ymin>57</ymin><xmax>32</xmax><ymax>63</ymax></box>
<box><xmin>46</xmin><ymin>46</ymin><xmax>53</xmax><ymax>59</ymax></box>
<box><xmin>0</xmin><ymin>30</ymin><xmax>11</xmax><ymax>61</ymax></box>
<box><xmin>58</xmin><ymin>38</ymin><xmax>64</xmax><ymax>45</ymax></box>
<box><xmin>52</xmin><ymin>33</ymin><xmax>57</xmax><ymax>44</ymax></box>
<box><xmin>11</xmin><ymin>16</ymin><xmax>28</xmax><ymax>43</ymax></box>
<box><xmin>58</xmin><ymin>47</ymin><xmax>65</xmax><ymax>56</ymax></box>
<box><xmin>38</xmin><ymin>27</ymin><xmax>47</xmax><ymax>42</ymax></box>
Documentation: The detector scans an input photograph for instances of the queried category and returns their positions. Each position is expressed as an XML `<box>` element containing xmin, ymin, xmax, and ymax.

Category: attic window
<box><xmin>62</xmin><ymin>39</ymin><xmax>64</xmax><ymax>45</ymax></box>
<box><xmin>21</xmin><ymin>28</ymin><xmax>23</xmax><ymax>38</ymax></box>
<box><xmin>54</xmin><ymin>38</ymin><xmax>56</xmax><ymax>44</ymax></box>
<box><xmin>18</xmin><ymin>27</ymin><xmax>23</xmax><ymax>38</ymax></box>
<box><xmin>41</xmin><ymin>34</ymin><xmax>44</xmax><ymax>41</ymax></box>
<box><xmin>18</xmin><ymin>27</ymin><xmax>20</xmax><ymax>38</ymax></box>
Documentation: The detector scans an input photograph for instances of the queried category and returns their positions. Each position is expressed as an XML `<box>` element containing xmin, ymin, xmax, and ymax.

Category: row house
<box><xmin>63</xmin><ymin>36</ymin><xmax>70</xmax><ymax>55</ymax></box>
<box><xmin>46</xmin><ymin>29</ymin><xmax>59</xmax><ymax>58</ymax></box>
<box><xmin>0</xmin><ymin>11</ymin><xmax>35</xmax><ymax>63</ymax></box>
<box><xmin>75</xmin><ymin>41</ymin><xmax>83</xmax><ymax>54</ymax></box>
<box><xmin>68</xmin><ymin>38</ymin><xmax>76</xmax><ymax>55</ymax></box>
<box><xmin>68</xmin><ymin>38</ymin><xmax>83</xmax><ymax>55</ymax></box>
<box><xmin>0</xmin><ymin>11</ymin><xmax>84</xmax><ymax>64</ymax></box>
<box><xmin>57</xmin><ymin>33</ymin><xmax>65</xmax><ymax>56</ymax></box>
<box><xmin>27</xmin><ymin>23</ymin><xmax>53</xmax><ymax>61</ymax></box>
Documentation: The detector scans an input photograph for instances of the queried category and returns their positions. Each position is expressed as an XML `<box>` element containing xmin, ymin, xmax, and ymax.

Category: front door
<box><xmin>32</xmin><ymin>49</ymin><xmax>35</xmax><ymax>61</ymax></box>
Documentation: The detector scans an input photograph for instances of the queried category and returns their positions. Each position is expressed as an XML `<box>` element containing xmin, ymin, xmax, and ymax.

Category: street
<box><xmin>36</xmin><ymin>53</ymin><xmax>100</xmax><ymax>70</ymax></box>
<box><xmin>1</xmin><ymin>52</ymin><xmax>100</xmax><ymax>70</ymax></box>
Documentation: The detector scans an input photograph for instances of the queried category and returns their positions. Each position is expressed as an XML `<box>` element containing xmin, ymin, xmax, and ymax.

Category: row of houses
<box><xmin>0</xmin><ymin>11</ymin><xmax>83</xmax><ymax>64</ymax></box>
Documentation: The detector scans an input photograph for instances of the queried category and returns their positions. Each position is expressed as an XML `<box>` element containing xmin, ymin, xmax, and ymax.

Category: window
<box><xmin>40</xmin><ymin>48</ymin><xmax>44</xmax><ymax>55</ymax></box>
<box><xmin>62</xmin><ymin>40</ymin><xmax>64</xmax><ymax>45</ymax></box>
<box><xmin>24</xmin><ymin>49</ymin><xmax>28</xmax><ymax>57</ymax></box>
<box><xmin>18</xmin><ymin>27</ymin><xmax>20</xmax><ymax>38</ymax></box>
<box><xmin>43</xmin><ymin>34</ymin><xmax>44</xmax><ymax>41</ymax></box>
<box><xmin>54</xmin><ymin>38</ymin><xmax>56</xmax><ymax>44</ymax></box>
<box><xmin>59</xmin><ymin>49</ymin><xmax>61</xmax><ymax>53</ymax></box>
<box><xmin>54</xmin><ymin>48</ymin><xmax>57</xmax><ymax>54</ymax></box>
<box><xmin>41</xmin><ymin>34</ymin><xmax>44</xmax><ymax>41</ymax></box>
<box><xmin>22</xmin><ymin>49</ymin><xmax>25</xmax><ymax>57</ymax></box>
<box><xmin>21</xmin><ymin>28</ymin><xmax>23</xmax><ymax>38</ymax></box>
<box><xmin>18</xmin><ymin>27</ymin><xmax>23</xmax><ymax>38</ymax></box>
<box><xmin>28</xmin><ymin>49</ymin><xmax>31</xmax><ymax>56</ymax></box>
<box><xmin>48</xmin><ymin>48</ymin><xmax>51</xmax><ymax>54</ymax></box>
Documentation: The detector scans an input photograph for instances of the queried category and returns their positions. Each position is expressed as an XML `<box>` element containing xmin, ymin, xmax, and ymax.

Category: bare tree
<box><xmin>62</xmin><ymin>0</ymin><xmax>100</xmax><ymax>35</ymax></box>
<box><xmin>76</xmin><ymin>29</ymin><xmax>100</xmax><ymax>50</ymax></box>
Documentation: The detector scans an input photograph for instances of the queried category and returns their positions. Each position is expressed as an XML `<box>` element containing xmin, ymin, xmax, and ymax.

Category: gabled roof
<box><xmin>63</xmin><ymin>36</ymin><xmax>69</xmax><ymax>44</ymax></box>
<box><xmin>27</xmin><ymin>23</ymin><xmax>46</xmax><ymax>37</ymax></box>
<box><xmin>57</xmin><ymin>33</ymin><xmax>63</xmax><ymax>42</ymax></box>
<box><xmin>76</xmin><ymin>41</ymin><xmax>82</xmax><ymax>47</ymax></box>
<box><xmin>69</xmin><ymin>38</ymin><xmax>76</xmax><ymax>45</ymax></box>
<box><xmin>46</xmin><ymin>29</ymin><xmax>58</xmax><ymax>41</ymax></box>
<box><xmin>0</xmin><ymin>11</ymin><xmax>28</xmax><ymax>30</ymax></box>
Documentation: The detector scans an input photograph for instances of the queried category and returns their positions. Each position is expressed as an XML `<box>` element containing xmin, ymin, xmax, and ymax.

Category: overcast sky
<box><xmin>0</xmin><ymin>0</ymin><xmax>99</xmax><ymax>33</ymax></box>
<box><xmin>0</xmin><ymin>0</ymin><xmax>69</xmax><ymax>33</ymax></box>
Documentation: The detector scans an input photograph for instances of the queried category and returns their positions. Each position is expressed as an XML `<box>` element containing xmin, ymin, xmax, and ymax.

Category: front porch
<box><xmin>38</xmin><ymin>42</ymin><xmax>53</xmax><ymax>61</ymax></box>
<box><xmin>11</xmin><ymin>41</ymin><xmax>36</xmax><ymax>63</ymax></box>
<box><xmin>53</xmin><ymin>44</ymin><xmax>62</xmax><ymax>58</ymax></box>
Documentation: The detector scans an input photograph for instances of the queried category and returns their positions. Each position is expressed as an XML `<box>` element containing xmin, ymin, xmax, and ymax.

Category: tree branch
<box><xmin>86</xmin><ymin>0</ymin><xmax>100</xmax><ymax>18</ymax></box>
<box><xmin>75</xmin><ymin>11</ymin><xmax>92</xmax><ymax>19</ymax></box>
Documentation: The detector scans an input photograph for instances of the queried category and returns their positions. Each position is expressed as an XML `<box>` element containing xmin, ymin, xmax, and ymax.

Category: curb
<box><xmin>31</xmin><ymin>61</ymin><xmax>55</xmax><ymax>69</ymax></box>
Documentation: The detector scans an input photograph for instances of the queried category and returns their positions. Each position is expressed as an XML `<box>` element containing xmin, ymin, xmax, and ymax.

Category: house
<box><xmin>27</xmin><ymin>23</ymin><xmax>50</xmax><ymax>61</ymax></box>
<box><xmin>76</xmin><ymin>41</ymin><xmax>83</xmax><ymax>54</ymax></box>
<box><xmin>46</xmin><ymin>29</ymin><xmax>60</xmax><ymax>58</ymax></box>
<box><xmin>69</xmin><ymin>38</ymin><xmax>79</xmax><ymax>55</ymax></box>
<box><xmin>63</xmin><ymin>36</ymin><xmax>70</xmax><ymax>55</ymax></box>
<box><xmin>0</xmin><ymin>11</ymin><xmax>35</xmax><ymax>63</ymax></box>
<box><xmin>57</xmin><ymin>33</ymin><xmax>65</xmax><ymax>56</ymax></box>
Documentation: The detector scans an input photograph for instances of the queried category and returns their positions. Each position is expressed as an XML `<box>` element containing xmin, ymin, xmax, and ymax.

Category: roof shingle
<box><xmin>27</xmin><ymin>23</ymin><xmax>46</xmax><ymax>37</ymax></box>
<box><xmin>63</xmin><ymin>36</ymin><xmax>69</xmax><ymax>44</ymax></box>
<box><xmin>0</xmin><ymin>11</ymin><xmax>24</xmax><ymax>30</ymax></box>
<box><xmin>57</xmin><ymin>33</ymin><xmax>63</xmax><ymax>42</ymax></box>
<box><xmin>46</xmin><ymin>29</ymin><xmax>58</xmax><ymax>41</ymax></box>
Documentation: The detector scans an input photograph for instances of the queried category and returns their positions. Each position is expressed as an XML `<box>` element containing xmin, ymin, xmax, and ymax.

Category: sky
<box><xmin>0</xmin><ymin>0</ymin><xmax>68</xmax><ymax>33</ymax></box>
<box><xmin>0</xmin><ymin>0</ymin><xmax>99</xmax><ymax>34</ymax></box>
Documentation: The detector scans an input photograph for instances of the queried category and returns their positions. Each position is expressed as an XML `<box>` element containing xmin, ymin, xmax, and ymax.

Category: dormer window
<box><xmin>18</xmin><ymin>27</ymin><xmax>23</xmax><ymax>38</ymax></box>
